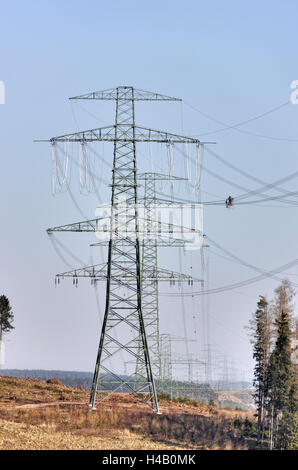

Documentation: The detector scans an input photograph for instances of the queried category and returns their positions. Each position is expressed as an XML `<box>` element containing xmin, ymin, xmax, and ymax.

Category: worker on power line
<box><xmin>225</xmin><ymin>196</ymin><xmax>234</xmax><ymax>208</ymax></box>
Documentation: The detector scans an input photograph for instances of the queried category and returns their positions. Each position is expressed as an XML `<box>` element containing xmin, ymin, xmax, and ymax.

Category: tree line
<box><xmin>249</xmin><ymin>279</ymin><xmax>297</xmax><ymax>449</ymax></box>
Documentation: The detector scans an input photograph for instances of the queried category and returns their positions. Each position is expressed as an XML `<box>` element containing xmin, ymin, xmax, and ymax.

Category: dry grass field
<box><xmin>0</xmin><ymin>376</ymin><xmax>257</xmax><ymax>450</ymax></box>
<box><xmin>0</xmin><ymin>419</ymin><xmax>185</xmax><ymax>450</ymax></box>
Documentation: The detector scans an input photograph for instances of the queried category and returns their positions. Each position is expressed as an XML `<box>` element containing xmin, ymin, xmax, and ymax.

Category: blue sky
<box><xmin>1</xmin><ymin>0</ymin><xmax>298</xmax><ymax>382</ymax></box>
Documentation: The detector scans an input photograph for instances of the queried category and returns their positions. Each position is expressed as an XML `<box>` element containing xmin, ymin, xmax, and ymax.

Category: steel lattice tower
<box><xmin>137</xmin><ymin>173</ymin><xmax>161</xmax><ymax>384</ymax></box>
<box><xmin>88</xmin><ymin>87</ymin><xmax>160</xmax><ymax>411</ymax></box>
<box><xmin>137</xmin><ymin>173</ymin><xmax>188</xmax><ymax>384</ymax></box>
<box><xmin>38</xmin><ymin>86</ymin><xmax>203</xmax><ymax>413</ymax></box>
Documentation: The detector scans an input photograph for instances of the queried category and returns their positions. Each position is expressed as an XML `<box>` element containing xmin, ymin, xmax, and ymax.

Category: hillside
<box><xmin>0</xmin><ymin>375</ymin><xmax>259</xmax><ymax>450</ymax></box>
<box><xmin>0</xmin><ymin>369</ymin><xmax>254</xmax><ymax>412</ymax></box>
<box><xmin>0</xmin><ymin>369</ymin><xmax>217</xmax><ymax>404</ymax></box>
<box><xmin>216</xmin><ymin>390</ymin><xmax>255</xmax><ymax>411</ymax></box>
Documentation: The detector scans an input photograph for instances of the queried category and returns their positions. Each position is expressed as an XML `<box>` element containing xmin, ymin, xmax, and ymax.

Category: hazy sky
<box><xmin>1</xmin><ymin>0</ymin><xmax>298</xmax><ymax>382</ymax></box>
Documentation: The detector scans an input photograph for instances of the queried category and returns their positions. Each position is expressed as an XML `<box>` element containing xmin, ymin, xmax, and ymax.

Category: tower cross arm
<box><xmin>69</xmin><ymin>86</ymin><xmax>182</xmax><ymax>102</ymax></box>
<box><xmin>36</xmin><ymin>125</ymin><xmax>205</xmax><ymax>144</ymax></box>
<box><xmin>47</xmin><ymin>217</ymin><xmax>107</xmax><ymax>233</ymax></box>
<box><xmin>138</xmin><ymin>173</ymin><xmax>187</xmax><ymax>181</ymax></box>
<box><xmin>155</xmin><ymin>267</ymin><xmax>202</xmax><ymax>282</ymax></box>
<box><xmin>135</xmin><ymin>126</ymin><xmax>201</xmax><ymax>143</ymax></box>
<box><xmin>90</xmin><ymin>239</ymin><xmax>186</xmax><ymax>248</ymax></box>
<box><xmin>56</xmin><ymin>263</ymin><xmax>107</xmax><ymax>280</ymax></box>
<box><xmin>56</xmin><ymin>264</ymin><xmax>202</xmax><ymax>282</ymax></box>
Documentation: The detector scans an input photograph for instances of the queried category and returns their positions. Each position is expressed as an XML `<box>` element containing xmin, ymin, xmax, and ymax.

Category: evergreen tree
<box><xmin>276</xmin><ymin>381</ymin><xmax>298</xmax><ymax>450</ymax></box>
<box><xmin>0</xmin><ymin>295</ymin><xmax>14</xmax><ymax>340</ymax></box>
<box><xmin>250</xmin><ymin>296</ymin><xmax>271</xmax><ymax>445</ymax></box>
<box><xmin>266</xmin><ymin>311</ymin><xmax>297</xmax><ymax>449</ymax></box>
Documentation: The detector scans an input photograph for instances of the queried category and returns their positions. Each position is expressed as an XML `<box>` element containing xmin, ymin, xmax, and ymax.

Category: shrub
<box><xmin>46</xmin><ymin>378</ymin><xmax>62</xmax><ymax>385</ymax></box>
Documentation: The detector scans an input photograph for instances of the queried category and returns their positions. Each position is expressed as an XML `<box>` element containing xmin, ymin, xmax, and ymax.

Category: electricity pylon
<box><xmin>38</xmin><ymin>86</ymin><xmax>203</xmax><ymax>413</ymax></box>
<box><xmin>159</xmin><ymin>334</ymin><xmax>203</xmax><ymax>395</ymax></box>
<box><xmin>136</xmin><ymin>172</ymin><xmax>188</xmax><ymax>384</ymax></box>
<box><xmin>91</xmin><ymin>171</ymin><xmax>201</xmax><ymax>387</ymax></box>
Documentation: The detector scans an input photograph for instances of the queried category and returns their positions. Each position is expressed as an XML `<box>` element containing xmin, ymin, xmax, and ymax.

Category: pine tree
<box><xmin>0</xmin><ymin>295</ymin><xmax>14</xmax><ymax>370</ymax></box>
<box><xmin>266</xmin><ymin>310</ymin><xmax>297</xmax><ymax>449</ymax></box>
<box><xmin>276</xmin><ymin>381</ymin><xmax>298</xmax><ymax>450</ymax></box>
<box><xmin>0</xmin><ymin>295</ymin><xmax>14</xmax><ymax>341</ymax></box>
<box><xmin>250</xmin><ymin>295</ymin><xmax>271</xmax><ymax>445</ymax></box>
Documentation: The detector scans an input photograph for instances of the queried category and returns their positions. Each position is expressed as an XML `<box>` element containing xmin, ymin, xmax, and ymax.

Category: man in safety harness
<box><xmin>225</xmin><ymin>195</ymin><xmax>234</xmax><ymax>208</ymax></box>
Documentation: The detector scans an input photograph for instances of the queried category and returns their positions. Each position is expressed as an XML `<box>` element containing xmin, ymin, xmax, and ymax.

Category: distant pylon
<box><xmin>136</xmin><ymin>172</ymin><xmax>188</xmax><ymax>384</ymax></box>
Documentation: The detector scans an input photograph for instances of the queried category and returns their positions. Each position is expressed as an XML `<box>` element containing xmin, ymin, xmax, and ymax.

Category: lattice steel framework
<box><xmin>159</xmin><ymin>334</ymin><xmax>205</xmax><ymax>397</ymax></box>
<box><xmin>136</xmin><ymin>173</ymin><xmax>187</xmax><ymax>383</ymax></box>
<box><xmin>138</xmin><ymin>173</ymin><xmax>161</xmax><ymax>383</ymax></box>
<box><xmin>39</xmin><ymin>86</ymin><xmax>203</xmax><ymax>413</ymax></box>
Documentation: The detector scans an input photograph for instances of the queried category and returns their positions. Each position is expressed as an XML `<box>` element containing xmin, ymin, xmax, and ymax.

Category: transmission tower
<box><xmin>136</xmin><ymin>172</ymin><xmax>188</xmax><ymax>383</ymax></box>
<box><xmin>159</xmin><ymin>334</ymin><xmax>203</xmax><ymax>395</ymax></box>
<box><xmin>38</xmin><ymin>86</ymin><xmax>203</xmax><ymax>413</ymax></box>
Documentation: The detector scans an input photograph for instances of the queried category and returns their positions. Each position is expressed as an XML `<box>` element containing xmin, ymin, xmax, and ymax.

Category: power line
<box><xmin>167</xmin><ymin>145</ymin><xmax>298</xmax><ymax>206</ymax></box>
<box><xmin>184</xmin><ymin>99</ymin><xmax>290</xmax><ymax>134</ymax></box>
<box><xmin>56</xmin><ymin>127</ymin><xmax>298</xmax><ymax>207</ymax></box>
<box><xmin>205</xmin><ymin>147</ymin><xmax>298</xmax><ymax>202</ymax></box>
<box><xmin>184</xmin><ymin>100</ymin><xmax>298</xmax><ymax>142</ymax></box>
<box><xmin>205</xmin><ymin>235</ymin><xmax>298</xmax><ymax>288</ymax></box>
<box><xmin>160</xmin><ymin>256</ymin><xmax>298</xmax><ymax>297</ymax></box>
